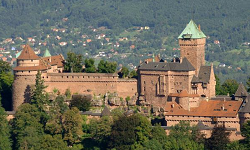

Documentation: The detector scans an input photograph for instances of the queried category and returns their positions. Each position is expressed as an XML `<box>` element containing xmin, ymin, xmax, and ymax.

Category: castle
<box><xmin>137</xmin><ymin>20</ymin><xmax>215</xmax><ymax>107</ymax></box>
<box><xmin>12</xmin><ymin>46</ymin><xmax>137</xmax><ymax>110</ymax></box>
<box><xmin>11</xmin><ymin>20</ymin><xmax>250</xmax><ymax>140</ymax></box>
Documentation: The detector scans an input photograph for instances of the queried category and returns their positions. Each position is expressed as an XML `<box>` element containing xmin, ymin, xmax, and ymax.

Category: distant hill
<box><xmin>0</xmin><ymin>0</ymin><xmax>250</xmax><ymax>49</ymax></box>
<box><xmin>1</xmin><ymin>0</ymin><xmax>250</xmax><ymax>83</ymax></box>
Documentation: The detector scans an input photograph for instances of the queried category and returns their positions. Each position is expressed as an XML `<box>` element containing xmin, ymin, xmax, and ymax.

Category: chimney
<box><xmin>198</xmin><ymin>24</ymin><xmax>201</xmax><ymax>31</ymax></box>
<box><xmin>180</xmin><ymin>57</ymin><xmax>183</xmax><ymax>63</ymax></box>
<box><xmin>173</xmin><ymin>57</ymin><xmax>176</xmax><ymax>62</ymax></box>
<box><xmin>171</xmin><ymin>104</ymin><xmax>174</xmax><ymax>108</ymax></box>
<box><xmin>164</xmin><ymin>60</ymin><xmax>167</xmax><ymax>63</ymax></box>
<box><xmin>221</xmin><ymin>104</ymin><xmax>225</xmax><ymax>110</ymax></box>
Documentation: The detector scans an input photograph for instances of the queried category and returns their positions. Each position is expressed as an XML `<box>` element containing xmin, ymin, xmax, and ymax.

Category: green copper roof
<box><xmin>178</xmin><ymin>20</ymin><xmax>206</xmax><ymax>39</ymax></box>
<box><xmin>43</xmin><ymin>49</ymin><xmax>51</xmax><ymax>57</ymax></box>
<box><xmin>16</xmin><ymin>50</ymin><xmax>22</xmax><ymax>58</ymax></box>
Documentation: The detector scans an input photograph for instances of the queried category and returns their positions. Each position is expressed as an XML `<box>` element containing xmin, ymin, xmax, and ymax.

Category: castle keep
<box><xmin>138</xmin><ymin>20</ymin><xmax>216</xmax><ymax>106</ymax></box>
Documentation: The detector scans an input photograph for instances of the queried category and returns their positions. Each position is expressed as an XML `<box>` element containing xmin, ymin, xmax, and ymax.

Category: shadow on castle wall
<box><xmin>24</xmin><ymin>85</ymin><xmax>32</xmax><ymax>103</ymax></box>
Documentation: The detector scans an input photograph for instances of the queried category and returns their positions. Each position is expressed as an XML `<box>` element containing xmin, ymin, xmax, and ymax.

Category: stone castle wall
<box><xmin>12</xmin><ymin>72</ymin><xmax>137</xmax><ymax>110</ymax></box>
<box><xmin>43</xmin><ymin>73</ymin><xmax>137</xmax><ymax>98</ymax></box>
<box><xmin>138</xmin><ymin>70</ymin><xmax>195</xmax><ymax>106</ymax></box>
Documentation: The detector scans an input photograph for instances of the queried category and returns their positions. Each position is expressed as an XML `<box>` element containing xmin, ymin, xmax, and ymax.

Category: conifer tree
<box><xmin>31</xmin><ymin>71</ymin><xmax>48</xmax><ymax>112</ymax></box>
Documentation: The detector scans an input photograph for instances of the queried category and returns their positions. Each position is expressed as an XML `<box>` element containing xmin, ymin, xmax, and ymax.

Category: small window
<box><xmin>31</xmin><ymin>60</ymin><xmax>33</xmax><ymax>62</ymax></box>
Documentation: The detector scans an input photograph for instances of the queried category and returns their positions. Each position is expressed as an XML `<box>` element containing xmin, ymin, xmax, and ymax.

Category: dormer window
<box><xmin>183</xmin><ymin>34</ymin><xmax>192</xmax><ymax>39</ymax></box>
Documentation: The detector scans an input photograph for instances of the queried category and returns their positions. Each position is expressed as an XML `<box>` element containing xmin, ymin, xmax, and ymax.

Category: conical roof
<box><xmin>15</xmin><ymin>50</ymin><xmax>22</xmax><ymax>58</ymax></box>
<box><xmin>101</xmin><ymin>106</ymin><xmax>111</xmax><ymax>117</ymax></box>
<box><xmin>239</xmin><ymin>99</ymin><xmax>250</xmax><ymax>113</ymax></box>
<box><xmin>17</xmin><ymin>44</ymin><xmax>39</xmax><ymax>60</ymax></box>
<box><xmin>178</xmin><ymin>20</ymin><xmax>206</xmax><ymax>39</ymax></box>
<box><xmin>43</xmin><ymin>49</ymin><xmax>51</xmax><ymax>57</ymax></box>
<box><xmin>235</xmin><ymin>83</ymin><xmax>248</xmax><ymax>97</ymax></box>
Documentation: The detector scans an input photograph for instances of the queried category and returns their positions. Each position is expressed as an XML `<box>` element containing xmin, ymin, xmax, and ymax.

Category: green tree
<box><xmin>221</xmin><ymin>79</ymin><xmax>239</xmax><ymax>95</ymax></box>
<box><xmin>39</xmin><ymin>134</ymin><xmax>68</xmax><ymax>150</ymax></box>
<box><xmin>64</xmin><ymin>51</ymin><xmax>83</xmax><ymax>73</ymax></box>
<box><xmin>108</xmin><ymin>114</ymin><xmax>151</xmax><ymax>150</ymax></box>
<box><xmin>0</xmin><ymin>60</ymin><xmax>13</xmax><ymax>110</ymax></box>
<box><xmin>0</xmin><ymin>60</ymin><xmax>11</xmax><ymax>73</ymax></box>
<box><xmin>166</xmin><ymin>121</ymin><xmax>204</xmax><ymax>150</ymax></box>
<box><xmin>246</xmin><ymin>77</ymin><xmax>250</xmax><ymax>92</ymax></box>
<box><xmin>31</xmin><ymin>71</ymin><xmax>49</xmax><ymax>112</ymax></box>
<box><xmin>205</xmin><ymin>125</ymin><xmax>230</xmax><ymax>150</ymax></box>
<box><xmin>62</xmin><ymin>107</ymin><xmax>83</xmax><ymax>146</ymax></box>
<box><xmin>226</xmin><ymin>141</ymin><xmax>246</xmax><ymax>150</ymax></box>
<box><xmin>129</xmin><ymin>70</ymin><xmax>138</xmax><ymax>79</ymax></box>
<box><xmin>119</xmin><ymin>66</ymin><xmax>129</xmax><ymax>78</ymax></box>
<box><xmin>84</xmin><ymin>58</ymin><xmax>96</xmax><ymax>73</ymax></box>
<box><xmin>45</xmin><ymin>96</ymin><xmax>69</xmax><ymax>135</ymax></box>
<box><xmin>11</xmin><ymin>104</ymin><xmax>44</xmax><ymax>150</ymax></box>
<box><xmin>98</xmin><ymin>60</ymin><xmax>117</xmax><ymax>73</ymax></box>
<box><xmin>70</xmin><ymin>95</ymin><xmax>92</xmax><ymax>111</ymax></box>
<box><xmin>88</xmin><ymin>116</ymin><xmax>113</xmax><ymax>149</ymax></box>
<box><xmin>0</xmin><ymin>105</ymin><xmax>12</xmax><ymax>150</ymax></box>
<box><xmin>215</xmin><ymin>74</ymin><xmax>223</xmax><ymax>95</ymax></box>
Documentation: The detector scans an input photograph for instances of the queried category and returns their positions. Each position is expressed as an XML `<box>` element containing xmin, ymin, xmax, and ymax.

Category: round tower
<box><xmin>178</xmin><ymin>90</ymin><xmax>190</xmax><ymax>111</ymax></box>
<box><xmin>12</xmin><ymin>45</ymin><xmax>40</xmax><ymax>110</ymax></box>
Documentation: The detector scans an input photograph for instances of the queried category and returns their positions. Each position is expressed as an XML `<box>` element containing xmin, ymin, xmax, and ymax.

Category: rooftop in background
<box><xmin>43</xmin><ymin>49</ymin><xmax>52</xmax><ymax>57</ymax></box>
<box><xmin>178</xmin><ymin>20</ymin><xmax>206</xmax><ymax>39</ymax></box>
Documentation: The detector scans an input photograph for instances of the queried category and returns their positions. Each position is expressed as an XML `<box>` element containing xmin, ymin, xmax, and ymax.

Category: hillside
<box><xmin>1</xmin><ymin>0</ymin><xmax>250</xmax><ymax>82</ymax></box>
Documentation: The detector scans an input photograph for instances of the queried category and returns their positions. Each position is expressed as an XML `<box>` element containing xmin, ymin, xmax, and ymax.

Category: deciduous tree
<box><xmin>64</xmin><ymin>51</ymin><xmax>83</xmax><ymax>73</ymax></box>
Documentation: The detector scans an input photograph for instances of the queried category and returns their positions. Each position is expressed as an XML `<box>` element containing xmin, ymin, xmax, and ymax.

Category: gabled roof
<box><xmin>235</xmin><ymin>83</ymin><xmax>248</xmax><ymax>97</ymax></box>
<box><xmin>17</xmin><ymin>44</ymin><xmax>39</xmax><ymax>60</ymax></box>
<box><xmin>43</xmin><ymin>49</ymin><xmax>51</xmax><ymax>57</ymax></box>
<box><xmin>178</xmin><ymin>90</ymin><xmax>189</xmax><ymax>97</ymax></box>
<box><xmin>192</xmin><ymin>66</ymin><xmax>211</xmax><ymax>83</ymax></box>
<box><xmin>138</xmin><ymin>57</ymin><xmax>195</xmax><ymax>72</ymax></box>
<box><xmin>178</xmin><ymin>20</ymin><xmax>206</xmax><ymax>39</ymax></box>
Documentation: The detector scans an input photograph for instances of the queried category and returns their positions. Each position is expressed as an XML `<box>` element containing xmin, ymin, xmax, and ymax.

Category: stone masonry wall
<box><xmin>12</xmin><ymin>72</ymin><xmax>137</xmax><ymax>110</ymax></box>
<box><xmin>179</xmin><ymin>38</ymin><xmax>206</xmax><ymax>76</ymax></box>
<box><xmin>43</xmin><ymin>73</ymin><xmax>137</xmax><ymax>99</ymax></box>
<box><xmin>12</xmin><ymin>71</ymin><xmax>38</xmax><ymax>110</ymax></box>
<box><xmin>138</xmin><ymin>70</ymin><xmax>195</xmax><ymax>107</ymax></box>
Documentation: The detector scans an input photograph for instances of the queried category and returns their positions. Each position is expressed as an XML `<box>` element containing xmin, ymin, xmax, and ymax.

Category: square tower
<box><xmin>178</xmin><ymin>20</ymin><xmax>206</xmax><ymax>76</ymax></box>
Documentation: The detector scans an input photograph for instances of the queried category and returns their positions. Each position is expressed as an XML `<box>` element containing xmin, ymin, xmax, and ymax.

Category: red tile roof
<box><xmin>17</xmin><ymin>44</ymin><xmax>39</xmax><ymax>60</ymax></box>
<box><xmin>165</xmin><ymin>100</ymin><xmax>242</xmax><ymax>117</ymax></box>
